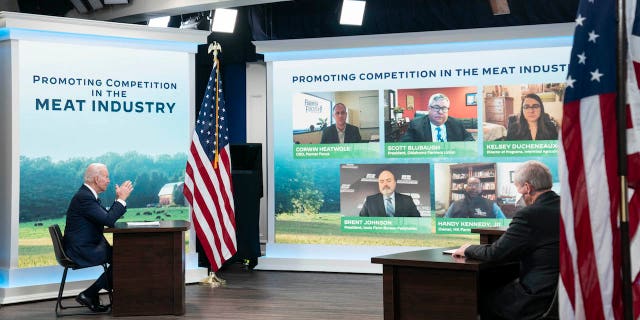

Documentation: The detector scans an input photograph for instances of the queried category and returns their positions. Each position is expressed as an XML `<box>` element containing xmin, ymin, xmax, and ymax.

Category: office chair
<box><xmin>48</xmin><ymin>224</ymin><xmax>111</xmax><ymax>317</ymax></box>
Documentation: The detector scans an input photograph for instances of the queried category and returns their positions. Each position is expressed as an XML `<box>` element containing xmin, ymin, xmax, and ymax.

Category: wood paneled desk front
<box><xmin>105</xmin><ymin>220</ymin><xmax>190</xmax><ymax>317</ymax></box>
<box><xmin>371</xmin><ymin>247</ymin><xmax>518</xmax><ymax>320</ymax></box>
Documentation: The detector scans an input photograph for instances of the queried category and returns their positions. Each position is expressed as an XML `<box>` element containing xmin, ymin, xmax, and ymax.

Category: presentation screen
<box><xmin>263</xmin><ymin>25</ymin><xmax>572</xmax><ymax>266</ymax></box>
<box><xmin>17</xmin><ymin>40</ymin><xmax>192</xmax><ymax>268</ymax></box>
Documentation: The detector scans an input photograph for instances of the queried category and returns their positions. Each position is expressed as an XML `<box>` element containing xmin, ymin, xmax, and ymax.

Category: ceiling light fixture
<box><xmin>340</xmin><ymin>0</ymin><xmax>366</xmax><ymax>26</ymax></box>
<box><xmin>211</xmin><ymin>8</ymin><xmax>238</xmax><ymax>33</ymax></box>
<box><xmin>148</xmin><ymin>16</ymin><xmax>171</xmax><ymax>28</ymax></box>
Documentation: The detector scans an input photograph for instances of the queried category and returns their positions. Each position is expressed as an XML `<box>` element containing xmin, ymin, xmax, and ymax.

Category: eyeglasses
<box><xmin>430</xmin><ymin>106</ymin><xmax>449</xmax><ymax>113</ymax></box>
<box><xmin>523</xmin><ymin>104</ymin><xmax>541</xmax><ymax>110</ymax></box>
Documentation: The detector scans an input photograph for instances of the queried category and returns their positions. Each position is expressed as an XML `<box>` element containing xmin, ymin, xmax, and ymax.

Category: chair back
<box><xmin>48</xmin><ymin>224</ymin><xmax>78</xmax><ymax>268</ymax></box>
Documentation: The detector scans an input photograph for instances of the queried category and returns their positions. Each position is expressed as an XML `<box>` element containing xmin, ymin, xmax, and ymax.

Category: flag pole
<box><xmin>616</xmin><ymin>0</ymin><xmax>633</xmax><ymax>318</ymax></box>
<box><xmin>198</xmin><ymin>41</ymin><xmax>228</xmax><ymax>288</ymax></box>
<box><xmin>208</xmin><ymin>41</ymin><xmax>222</xmax><ymax>169</ymax></box>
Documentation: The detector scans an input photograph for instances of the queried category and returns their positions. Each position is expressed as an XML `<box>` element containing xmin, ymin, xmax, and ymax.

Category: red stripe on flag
<box><xmin>186</xmin><ymin>139</ymin><xmax>237</xmax><ymax>271</ymax></box>
<box><xmin>633</xmin><ymin>61</ymin><xmax>640</xmax><ymax>90</ymax></box>
<box><xmin>191</xmin><ymin>143</ymin><xmax>230</xmax><ymax>268</ymax></box>
<box><xmin>559</xmin><ymin>217</ymin><xmax>576</xmax><ymax>309</ymax></box>
<box><xmin>188</xmin><ymin>143</ymin><xmax>224</xmax><ymax>266</ymax></box>
<box><xmin>191</xmin><ymin>209</ymin><xmax>216</xmax><ymax>267</ymax></box>
<box><xmin>630</xmin><ymin>192</ymin><xmax>640</xmax><ymax>320</ymax></box>
<box><xmin>211</xmin><ymin>147</ymin><xmax>236</xmax><ymax>252</ymax></box>
<box><xmin>598</xmin><ymin>94</ymin><xmax>623</xmax><ymax>320</ymax></box>
<box><xmin>634</xmin><ymin>273</ymin><xmax>640</xmax><ymax>320</ymax></box>
<box><xmin>562</xmin><ymin>98</ymin><xmax>605</xmax><ymax>319</ymax></box>
<box><xmin>184</xmin><ymin>163</ymin><xmax>194</xmax><ymax>204</ymax></box>
<box><xmin>628</xmin><ymin>153</ymin><xmax>640</xmax><ymax>190</ymax></box>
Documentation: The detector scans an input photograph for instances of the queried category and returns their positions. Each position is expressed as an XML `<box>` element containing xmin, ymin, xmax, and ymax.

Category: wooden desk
<box><xmin>371</xmin><ymin>248</ymin><xmax>518</xmax><ymax>320</ymax></box>
<box><xmin>470</xmin><ymin>226</ymin><xmax>507</xmax><ymax>244</ymax></box>
<box><xmin>105</xmin><ymin>220</ymin><xmax>190</xmax><ymax>317</ymax></box>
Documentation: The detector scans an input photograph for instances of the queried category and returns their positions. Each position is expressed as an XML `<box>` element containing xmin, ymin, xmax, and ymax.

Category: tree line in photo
<box><xmin>19</xmin><ymin>152</ymin><xmax>187</xmax><ymax>222</ymax></box>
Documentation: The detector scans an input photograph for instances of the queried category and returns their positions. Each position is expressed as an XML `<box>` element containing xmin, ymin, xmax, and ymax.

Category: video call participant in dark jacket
<box><xmin>63</xmin><ymin>163</ymin><xmax>133</xmax><ymax>312</ymax></box>
<box><xmin>444</xmin><ymin>177</ymin><xmax>506</xmax><ymax>219</ymax></box>
<box><xmin>359</xmin><ymin>170</ymin><xmax>420</xmax><ymax>217</ymax></box>
<box><xmin>320</xmin><ymin>103</ymin><xmax>362</xmax><ymax>143</ymax></box>
<box><xmin>400</xmin><ymin>93</ymin><xmax>475</xmax><ymax>142</ymax></box>
<box><xmin>506</xmin><ymin>93</ymin><xmax>558</xmax><ymax>141</ymax></box>
<box><xmin>453</xmin><ymin>160</ymin><xmax>559</xmax><ymax>320</ymax></box>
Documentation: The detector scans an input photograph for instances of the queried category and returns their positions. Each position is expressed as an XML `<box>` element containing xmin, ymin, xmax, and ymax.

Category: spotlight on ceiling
<box><xmin>340</xmin><ymin>0</ymin><xmax>366</xmax><ymax>26</ymax></box>
<box><xmin>211</xmin><ymin>8</ymin><xmax>238</xmax><ymax>33</ymax></box>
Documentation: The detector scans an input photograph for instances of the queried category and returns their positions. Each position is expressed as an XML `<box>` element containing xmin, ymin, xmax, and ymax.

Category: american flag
<box><xmin>560</xmin><ymin>0</ymin><xmax>640</xmax><ymax>319</ymax></box>
<box><xmin>184</xmin><ymin>56</ymin><xmax>237</xmax><ymax>272</ymax></box>
<box><xmin>626</xmin><ymin>0</ymin><xmax>640</xmax><ymax>318</ymax></box>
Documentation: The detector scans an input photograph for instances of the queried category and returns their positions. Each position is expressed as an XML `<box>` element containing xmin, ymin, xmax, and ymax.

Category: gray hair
<box><xmin>84</xmin><ymin>163</ymin><xmax>107</xmax><ymax>183</ymax></box>
<box><xmin>513</xmin><ymin>160</ymin><xmax>552</xmax><ymax>191</ymax></box>
<box><xmin>428</xmin><ymin>93</ymin><xmax>450</xmax><ymax>108</ymax></box>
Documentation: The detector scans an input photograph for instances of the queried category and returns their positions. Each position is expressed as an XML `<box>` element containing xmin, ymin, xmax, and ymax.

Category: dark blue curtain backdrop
<box><xmin>195</xmin><ymin>53</ymin><xmax>247</xmax><ymax>144</ymax></box>
<box><xmin>247</xmin><ymin>0</ymin><xmax>579</xmax><ymax>40</ymax></box>
<box><xmin>196</xmin><ymin>0</ymin><xmax>579</xmax><ymax>144</ymax></box>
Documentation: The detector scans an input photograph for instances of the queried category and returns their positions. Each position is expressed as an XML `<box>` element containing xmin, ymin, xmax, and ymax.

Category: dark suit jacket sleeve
<box><xmin>345</xmin><ymin>124</ymin><xmax>362</xmax><ymax>143</ymax></box>
<box><xmin>400</xmin><ymin>117</ymin><xmax>431</xmax><ymax>142</ymax></box>
<box><xmin>464</xmin><ymin>211</ymin><xmax>532</xmax><ymax>261</ymax></box>
<box><xmin>320</xmin><ymin>126</ymin><xmax>336</xmax><ymax>144</ymax></box>
<box><xmin>359</xmin><ymin>194</ymin><xmax>385</xmax><ymax>217</ymax></box>
<box><xmin>446</xmin><ymin>117</ymin><xmax>475</xmax><ymax>141</ymax></box>
<box><xmin>358</xmin><ymin>195</ymin><xmax>375</xmax><ymax>216</ymax></box>
<box><xmin>395</xmin><ymin>193</ymin><xmax>420</xmax><ymax>217</ymax></box>
<box><xmin>359</xmin><ymin>200</ymin><xmax>371</xmax><ymax>216</ymax></box>
<box><xmin>77</xmin><ymin>191</ymin><xmax>127</xmax><ymax>228</ymax></box>
<box><xmin>63</xmin><ymin>186</ymin><xmax>127</xmax><ymax>267</ymax></box>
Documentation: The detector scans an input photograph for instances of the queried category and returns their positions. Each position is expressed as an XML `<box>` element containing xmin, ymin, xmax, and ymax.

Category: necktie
<box><xmin>385</xmin><ymin>197</ymin><xmax>394</xmax><ymax>217</ymax></box>
<box><xmin>436</xmin><ymin>127</ymin><xmax>445</xmax><ymax>142</ymax></box>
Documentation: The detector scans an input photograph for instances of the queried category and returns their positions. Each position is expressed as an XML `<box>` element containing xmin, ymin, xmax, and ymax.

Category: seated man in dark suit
<box><xmin>320</xmin><ymin>103</ymin><xmax>362</xmax><ymax>143</ymax></box>
<box><xmin>63</xmin><ymin>163</ymin><xmax>133</xmax><ymax>312</ymax></box>
<box><xmin>400</xmin><ymin>93</ymin><xmax>474</xmax><ymax>142</ymax></box>
<box><xmin>444</xmin><ymin>177</ymin><xmax>506</xmax><ymax>218</ymax></box>
<box><xmin>453</xmin><ymin>160</ymin><xmax>559</xmax><ymax>319</ymax></box>
<box><xmin>359</xmin><ymin>169</ymin><xmax>420</xmax><ymax>217</ymax></box>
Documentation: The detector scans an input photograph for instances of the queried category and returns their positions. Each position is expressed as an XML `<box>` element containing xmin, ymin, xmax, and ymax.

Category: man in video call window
<box><xmin>444</xmin><ymin>177</ymin><xmax>506</xmax><ymax>218</ymax></box>
<box><xmin>320</xmin><ymin>103</ymin><xmax>362</xmax><ymax>144</ymax></box>
<box><xmin>359</xmin><ymin>170</ymin><xmax>420</xmax><ymax>217</ymax></box>
<box><xmin>400</xmin><ymin>93</ymin><xmax>474</xmax><ymax>142</ymax></box>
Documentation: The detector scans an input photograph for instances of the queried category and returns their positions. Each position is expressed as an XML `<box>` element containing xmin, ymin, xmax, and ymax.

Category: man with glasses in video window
<box><xmin>400</xmin><ymin>93</ymin><xmax>474</xmax><ymax>142</ymax></box>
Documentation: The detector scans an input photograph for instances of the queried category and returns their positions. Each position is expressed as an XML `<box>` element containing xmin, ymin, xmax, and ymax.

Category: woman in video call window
<box><xmin>506</xmin><ymin>93</ymin><xmax>559</xmax><ymax>141</ymax></box>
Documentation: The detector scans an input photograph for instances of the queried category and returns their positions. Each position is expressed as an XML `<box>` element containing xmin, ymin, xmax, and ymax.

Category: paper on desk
<box><xmin>442</xmin><ymin>249</ymin><xmax>457</xmax><ymax>255</ymax></box>
<box><xmin>126</xmin><ymin>221</ymin><xmax>160</xmax><ymax>226</ymax></box>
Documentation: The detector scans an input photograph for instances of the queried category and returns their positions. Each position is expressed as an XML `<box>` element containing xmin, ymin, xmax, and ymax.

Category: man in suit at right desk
<box><xmin>453</xmin><ymin>160</ymin><xmax>559</xmax><ymax>320</ymax></box>
<box><xmin>400</xmin><ymin>93</ymin><xmax>474</xmax><ymax>142</ymax></box>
